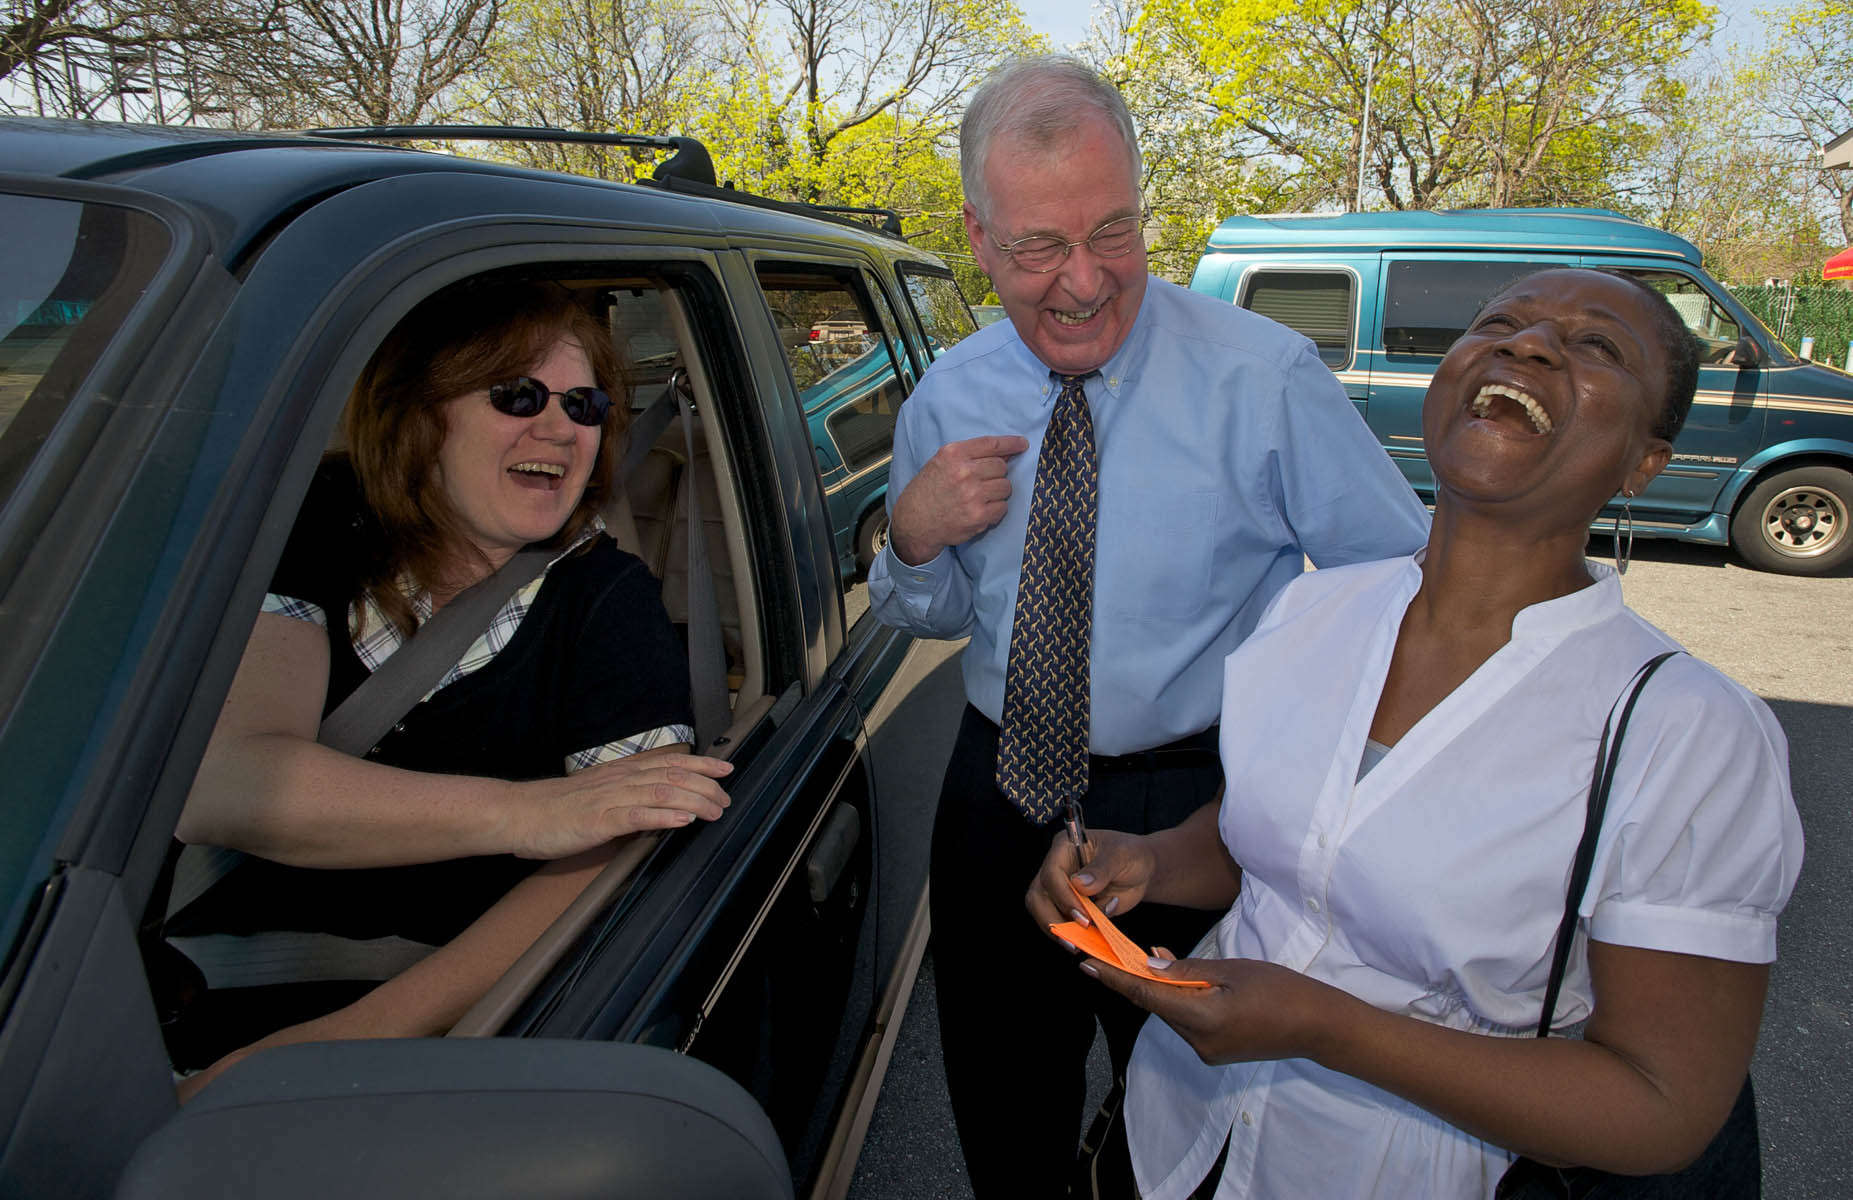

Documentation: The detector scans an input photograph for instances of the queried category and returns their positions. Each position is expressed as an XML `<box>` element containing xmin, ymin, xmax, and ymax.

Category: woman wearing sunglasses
<box><xmin>169</xmin><ymin>280</ymin><xmax>732</xmax><ymax>1094</ymax></box>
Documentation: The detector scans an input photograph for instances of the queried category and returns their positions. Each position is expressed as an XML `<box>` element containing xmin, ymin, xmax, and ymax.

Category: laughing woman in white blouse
<box><xmin>1028</xmin><ymin>268</ymin><xmax>1804</xmax><ymax>1200</ymax></box>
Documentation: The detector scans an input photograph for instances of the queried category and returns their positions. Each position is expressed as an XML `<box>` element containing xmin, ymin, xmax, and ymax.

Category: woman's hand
<box><xmin>175</xmin><ymin>1008</ymin><xmax>359</xmax><ymax>1104</ymax></box>
<box><xmin>1025</xmin><ymin>828</ymin><xmax>1157</xmax><ymax>936</ymax></box>
<box><xmin>1079</xmin><ymin>949</ymin><xmax>1350</xmax><ymax>1067</ymax></box>
<box><xmin>509</xmin><ymin>749</ymin><xmax>733</xmax><ymax>860</ymax></box>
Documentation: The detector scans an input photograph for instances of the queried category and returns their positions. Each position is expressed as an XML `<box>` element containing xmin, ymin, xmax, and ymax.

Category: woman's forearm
<box><xmin>1141</xmin><ymin>800</ymin><xmax>1243</xmax><ymax>911</ymax></box>
<box><xmin>302</xmin><ymin>846</ymin><xmax>615</xmax><ymax>1038</ymax></box>
<box><xmin>1297</xmin><ymin>950</ymin><xmax>1766</xmax><ymax>1173</ymax></box>
<box><xmin>181</xmin><ymin>732</ymin><xmax>525</xmax><ymax>868</ymax></box>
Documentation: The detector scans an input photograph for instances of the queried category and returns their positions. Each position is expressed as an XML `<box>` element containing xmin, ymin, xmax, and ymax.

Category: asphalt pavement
<box><xmin>848</xmin><ymin>540</ymin><xmax>1853</xmax><ymax>1200</ymax></box>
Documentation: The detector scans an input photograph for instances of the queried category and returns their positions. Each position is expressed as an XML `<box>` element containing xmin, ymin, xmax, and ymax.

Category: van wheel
<box><xmin>1729</xmin><ymin>465</ymin><xmax>1853</xmax><ymax>575</ymax></box>
<box><xmin>855</xmin><ymin>509</ymin><xmax>889</xmax><ymax>572</ymax></box>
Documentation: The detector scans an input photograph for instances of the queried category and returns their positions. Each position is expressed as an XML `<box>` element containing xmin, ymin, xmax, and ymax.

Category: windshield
<box><xmin>0</xmin><ymin>193</ymin><xmax>172</xmax><ymax>510</ymax></box>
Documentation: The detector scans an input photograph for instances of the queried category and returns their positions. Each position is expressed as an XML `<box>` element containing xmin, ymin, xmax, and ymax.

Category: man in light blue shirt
<box><xmin>866</xmin><ymin>56</ymin><xmax>1429</xmax><ymax>1197</ymax></box>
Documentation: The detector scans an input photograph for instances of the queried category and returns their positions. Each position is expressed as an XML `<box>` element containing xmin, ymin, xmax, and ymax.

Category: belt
<box><xmin>1089</xmin><ymin>727</ymin><xmax>1221</xmax><ymax>774</ymax></box>
<box><xmin>967</xmin><ymin>704</ymin><xmax>1220</xmax><ymax>775</ymax></box>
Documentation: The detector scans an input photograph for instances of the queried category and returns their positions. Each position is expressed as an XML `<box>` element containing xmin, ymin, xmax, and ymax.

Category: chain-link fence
<box><xmin>1728</xmin><ymin>284</ymin><xmax>1853</xmax><ymax>369</ymax></box>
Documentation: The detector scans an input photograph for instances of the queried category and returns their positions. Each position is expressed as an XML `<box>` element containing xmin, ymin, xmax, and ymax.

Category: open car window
<box><xmin>154</xmin><ymin>262</ymin><xmax>785</xmax><ymax>1067</ymax></box>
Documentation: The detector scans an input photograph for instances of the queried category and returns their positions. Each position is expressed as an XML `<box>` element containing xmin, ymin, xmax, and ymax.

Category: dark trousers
<box><xmin>930</xmin><ymin>705</ymin><xmax>1224</xmax><ymax>1200</ymax></box>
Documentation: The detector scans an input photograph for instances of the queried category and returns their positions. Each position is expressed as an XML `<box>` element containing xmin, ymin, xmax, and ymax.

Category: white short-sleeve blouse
<box><xmin>1125</xmin><ymin>554</ymin><xmax>1804</xmax><ymax>1200</ymax></box>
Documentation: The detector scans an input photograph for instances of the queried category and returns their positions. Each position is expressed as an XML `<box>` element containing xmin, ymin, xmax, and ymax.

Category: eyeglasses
<box><xmin>487</xmin><ymin>376</ymin><xmax>612</xmax><ymax>427</ymax></box>
<box><xmin>993</xmin><ymin>213</ymin><xmax>1145</xmax><ymax>273</ymax></box>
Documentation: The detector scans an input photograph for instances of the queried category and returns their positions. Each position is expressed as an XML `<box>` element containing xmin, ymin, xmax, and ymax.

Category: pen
<box><xmin>1063</xmin><ymin>798</ymin><xmax>1091</xmax><ymax>868</ymax></box>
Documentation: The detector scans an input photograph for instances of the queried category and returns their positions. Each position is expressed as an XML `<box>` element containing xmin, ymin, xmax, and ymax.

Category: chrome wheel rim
<box><xmin>1760</xmin><ymin>485</ymin><xmax>1847</xmax><ymax>559</ymax></box>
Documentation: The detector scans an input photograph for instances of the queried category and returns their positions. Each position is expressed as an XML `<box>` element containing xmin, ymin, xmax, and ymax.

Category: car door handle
<box><xmin>805</xmin><ymin>802</ymin><xmax>862</xmax><ymax>904</ymax></box>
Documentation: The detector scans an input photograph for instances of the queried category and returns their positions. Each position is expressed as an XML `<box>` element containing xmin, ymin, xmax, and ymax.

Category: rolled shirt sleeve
<box><xmin>1586</xmin><ymin>657</ymin><xmax>1804</xmax><ymax>963</ymax></box>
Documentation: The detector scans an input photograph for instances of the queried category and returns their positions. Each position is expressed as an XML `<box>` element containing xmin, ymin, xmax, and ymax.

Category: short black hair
<box><xmin>1594</xmin><ymin>269</ymin><xmax>1701</xmax><ymax>443</ymax></box>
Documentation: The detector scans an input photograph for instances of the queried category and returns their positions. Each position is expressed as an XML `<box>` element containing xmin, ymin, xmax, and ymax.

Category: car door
<box><xmin>492</xmin><ymin>244</ymin><xmax>888</xmax><ymax>1195</ymax></box>
<box><xmin>0</xmin><ymin>164</ymin><xmax>883</xmax><ymax>1198</ymax></box>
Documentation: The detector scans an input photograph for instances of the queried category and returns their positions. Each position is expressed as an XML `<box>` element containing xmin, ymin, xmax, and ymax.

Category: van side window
<box><xmin>899</xmin><ymin>267</ymin><xmax>977</xmax><ymax>359</ymax></box>
<box><xmin>1382</xmin><ymin>260</ymin><xmax>1555</xmax><ymax>360</ymax></box>
<box><xmin>1241</xmin><ymin>271</ymin><xmax>1353</xmax><ymax>369</ymax></box>
<box><xmin>1615</xmin><ymin>270</ymin><xmax>1744</xmax><ymax>364</ymax></box>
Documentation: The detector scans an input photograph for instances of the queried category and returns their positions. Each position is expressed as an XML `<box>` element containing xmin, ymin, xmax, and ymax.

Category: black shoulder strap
<box><xmin>316</xmin><ymin>545</ymin><xmax>554</xmax><ymax>755</ymax></box>
<box><xmin>1533</xmin><ymin>650</ymin><xmax>1681</xmax><ymax>1038</ymax></box>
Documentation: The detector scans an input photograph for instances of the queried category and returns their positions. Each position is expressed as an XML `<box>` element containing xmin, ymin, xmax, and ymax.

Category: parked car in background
<box><xmin>0</xmin><ymin>117</ymin><xmax>977</xmax><ymax>1199</ymax></box>
<box><xmin>1193</xmin><ymin>208</ymin><xmax>1853</xmax><ymax>575</ymax></box>
<box><xmin>971</xmin><ymin>303</ymin><xmax>1008</xmax><ymax>327</ymax></box>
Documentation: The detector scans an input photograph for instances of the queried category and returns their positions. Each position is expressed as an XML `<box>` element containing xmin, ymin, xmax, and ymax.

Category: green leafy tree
<box><xmin>1742</xmin><ymin>0</ymin><xmax>1852</xmax><ymax>245</ymax></box>
<box><xmin>1134</xmin><ymin>0</ymin><xmax>1713</xmax><ymax>212</ymax></box>
<box><xmin>1081</xmin><ymin>0</ymin><xmax>1286</xmax><ymax>281</ymax></box>
<box><xmin>459</xmin><ymin>0</ymin><xmax>717</xmax><ymax>178</ymax></box>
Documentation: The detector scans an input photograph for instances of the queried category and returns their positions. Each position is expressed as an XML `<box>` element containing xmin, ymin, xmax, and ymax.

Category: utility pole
<box><xmin>1355</xmin><ymin>48</ymin><xmax>1376</xmax><ymax>212</ymax></box>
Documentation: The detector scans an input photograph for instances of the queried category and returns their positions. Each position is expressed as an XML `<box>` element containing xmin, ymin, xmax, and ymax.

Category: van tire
<box><xmin>855</xmin><ymin>508</ymin><xmax>889</xmax><ymax>573</ymax></box>
<box><xmin>1729</xmin><ymin>465</ymin><xmax>1853</xmax><ymax>575</ymax></box>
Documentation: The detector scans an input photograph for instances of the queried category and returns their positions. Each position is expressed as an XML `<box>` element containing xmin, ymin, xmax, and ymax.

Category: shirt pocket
<box><xmin>1098</xmin><ymin>486</ymin><xmax>1222</xmax><ymax>620</ymax></box>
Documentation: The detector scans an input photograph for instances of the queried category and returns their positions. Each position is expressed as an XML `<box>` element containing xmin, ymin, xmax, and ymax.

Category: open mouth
<box><xmin>1469</xmin><ymin>383</ymin><xmax>1554</xmax><ymax>435</ymax></box>
<box><xmin>509</xmin><ymin>461</ymin><xmax>567</xmax><ymax>491</ymax></box>
<box><xmin>1051</xmin><ymin>302</ymin><xmax>1104</xmax><ymax>327</ymax></box>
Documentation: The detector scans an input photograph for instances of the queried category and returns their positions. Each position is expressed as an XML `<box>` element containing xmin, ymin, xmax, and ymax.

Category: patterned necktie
<box><xmin>996</xmin><ymin>372</ymin><xmax>1098</xmax><ymax>825</ymax></box>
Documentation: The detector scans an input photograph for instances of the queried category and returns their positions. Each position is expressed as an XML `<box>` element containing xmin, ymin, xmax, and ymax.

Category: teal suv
<box><xmin>1193</xmin><ymin>208</ymin><xmax>1853</xmax><ymax>575</ymax></box>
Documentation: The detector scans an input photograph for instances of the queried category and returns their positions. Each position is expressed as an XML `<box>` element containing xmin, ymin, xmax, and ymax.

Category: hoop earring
<box><xmin>1613</xmin><ymin>490</ymin><xmax>1635</xmax><ymax>576</ymax></box>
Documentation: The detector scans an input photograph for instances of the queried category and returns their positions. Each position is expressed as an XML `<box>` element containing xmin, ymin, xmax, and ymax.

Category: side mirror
<box><xmin>116</xmin><ymin>1039</ymin><xmax>793</xmax><ymax>1200</ymax></box>
<box><xmin>1730</xmin><ymin>335</ymin><xmax>1762</xmax><ymax>367</ymax></box>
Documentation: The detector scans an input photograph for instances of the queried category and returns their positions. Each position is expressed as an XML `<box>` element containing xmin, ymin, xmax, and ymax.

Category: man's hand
<box><xmin>889</xmin><ymin>435</ymin><xmax>1028</xmax><ymax>565</ymax></box>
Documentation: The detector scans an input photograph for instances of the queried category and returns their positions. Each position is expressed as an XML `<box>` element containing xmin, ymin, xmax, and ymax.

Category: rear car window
<box><xmin>0</xmin><ymin>193</ymin><xmax>171</xmax><ymax>509</ymax></box>
<box><xmin>898</xmin><ymin>268</ymin><xmax>976</xmax><ymax>359</ymax></box>
<box><xmin>1241</xmin><ymin>270</ymin><xmax>1354</xmax><ymax>369</ymax></box>
<box><xmin>1382</xmin><ymin>259</ymin><xmax>1558</xmax><ymax>360</ymax></box>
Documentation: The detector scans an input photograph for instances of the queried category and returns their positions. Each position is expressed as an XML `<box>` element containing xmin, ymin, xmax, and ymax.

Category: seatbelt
<box><xmin>657</xmin><ymin>371</ymin><xmax>730</xmax><ymax>750</ymax></box>
<box><xmin>167</xmin><ymin>546</ymin><xmax>552</xmax><ymax>920</ymax></box>
<box><xmin>621</xmin><ymin>376</ymin><xmax>729</xmax><ymax>749</ymax></box>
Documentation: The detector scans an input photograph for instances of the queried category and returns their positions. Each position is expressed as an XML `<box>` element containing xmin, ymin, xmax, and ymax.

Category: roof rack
<box><xmin>301</xmin><ymin>125</ymin><xmax>906</xmax><ymax>240</ymax></box>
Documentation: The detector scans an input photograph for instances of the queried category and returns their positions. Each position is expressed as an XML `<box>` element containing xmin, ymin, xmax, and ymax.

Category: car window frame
<box><xmin>895</xmin><ymin>263</ymin><xmax>978</xmax><ymax>361</ymax></box>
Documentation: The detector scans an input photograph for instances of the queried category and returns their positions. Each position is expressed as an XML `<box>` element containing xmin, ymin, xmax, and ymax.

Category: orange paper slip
<box><xmin>1049</xmin><ymin>883</ymin><xmax>1210</xmax><ymax>988</ymax></box>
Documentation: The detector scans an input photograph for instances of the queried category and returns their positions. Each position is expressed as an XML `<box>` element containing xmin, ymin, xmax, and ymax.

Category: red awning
<box><xmin>1826</xmin><ymin>245</ymin><xmax>1853</xmax><ymax>280</ymax></box>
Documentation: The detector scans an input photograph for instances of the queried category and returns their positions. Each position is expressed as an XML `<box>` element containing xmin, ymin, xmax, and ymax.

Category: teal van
<box><xmin>1191</xmin><ymin>208</ymin><xmax>1853</xmax><ymax>575</ymax></box>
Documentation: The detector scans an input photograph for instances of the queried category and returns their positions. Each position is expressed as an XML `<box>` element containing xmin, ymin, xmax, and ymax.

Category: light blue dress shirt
<box><xmin>866</xmin><ymin>277</ymin><xmax>1430</xmax><ymax>755</ymax></box>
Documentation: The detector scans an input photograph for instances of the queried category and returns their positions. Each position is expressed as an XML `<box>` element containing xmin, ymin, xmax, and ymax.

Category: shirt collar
<box><xmin>1400</xmin><ymin>550</ymin><xmax>1625</xmax><ymax>642</ymax></box>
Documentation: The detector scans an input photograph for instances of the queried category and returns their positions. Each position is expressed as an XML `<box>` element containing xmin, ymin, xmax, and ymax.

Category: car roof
<box><xmin>1</xmin><ymin>117</ymin><xmax>921</xmax><ymax>271</ymax></box>
<box><xmin>1204</xmin><ymin>207</ymin><xmax>1702</xmax><ymax>265</ymax></box>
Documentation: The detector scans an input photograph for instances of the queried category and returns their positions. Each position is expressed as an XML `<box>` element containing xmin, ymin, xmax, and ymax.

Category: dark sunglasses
<box><xmin>487</xmin><ymin>376</ymin><xmax>612</xmax><ymax>427</ymax></box>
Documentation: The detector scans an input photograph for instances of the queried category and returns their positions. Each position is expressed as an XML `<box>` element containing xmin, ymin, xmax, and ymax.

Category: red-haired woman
<box><xmin>170</xmin><ymin>280</ymin><xmax>731</xmax><ymax>1092</ymax></box>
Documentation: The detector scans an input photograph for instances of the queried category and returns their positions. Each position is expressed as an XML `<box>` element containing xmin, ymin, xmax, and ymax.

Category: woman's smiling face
<box><xmin>436</xmin><ymin>335</ymin><xmax>602</xmax><ymax>569</ymax></box>
<box><xmin>1423</xmin><ymin>269</ymin><xmax>1674</xmax><ymax>528</ymax></box>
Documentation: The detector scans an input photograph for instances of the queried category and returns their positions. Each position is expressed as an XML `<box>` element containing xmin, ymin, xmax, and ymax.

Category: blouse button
<box><xmin>1240</xmin><ymin>1111</ymin><xmax>1254</xmax><ymax>1127</ymax></box>
<box><xmin>1306</xmin><ymin>897</ymin><xmax>1322</xmax><ymax>914</ymax></box>
<box><xmin>1316</xmin><ymin>833</ymin><xmax>1328</xmax><ymax>849</ymax></box>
